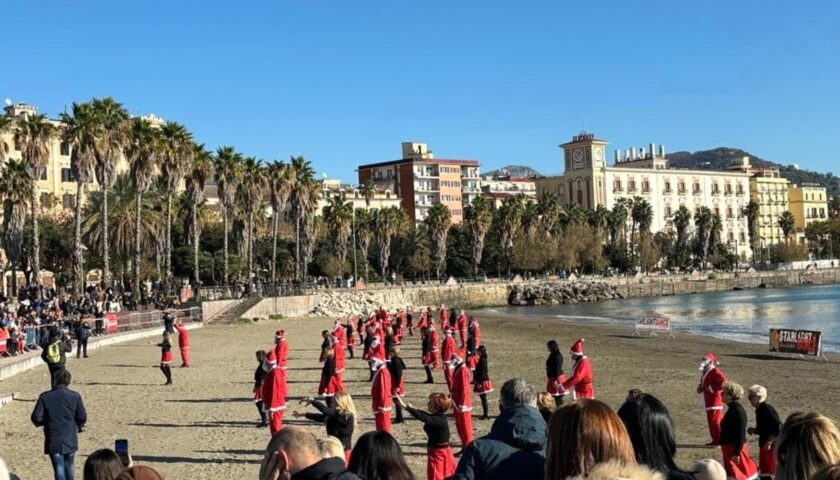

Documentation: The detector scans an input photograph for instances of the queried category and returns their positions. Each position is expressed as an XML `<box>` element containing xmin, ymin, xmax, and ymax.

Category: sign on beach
<box><xmin>769</xmin><ymin>328</ymin><xmax>823</xmax><ymax>357</ymax></box>
<box><xmin>633</xmin><ymin>315</ymin><xmax>673</xmax><ymax>337</ymax></box>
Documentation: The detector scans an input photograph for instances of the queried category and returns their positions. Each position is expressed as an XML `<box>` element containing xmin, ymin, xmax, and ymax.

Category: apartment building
<box><xmin>788</xmin><ymin>184</ymin><xmax>828</xmax><ymax>244</ymax></box>
<box><xmin>357</xmin><ymin>142</ymin><xmax>480</xmax><ymax>223</ymax></box>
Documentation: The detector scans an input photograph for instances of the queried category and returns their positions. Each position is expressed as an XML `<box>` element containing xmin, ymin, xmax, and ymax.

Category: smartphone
<box><xmin>115</xmin><ymin>439</ymin><xmax>130</xmax><ymax>466</ymax></box>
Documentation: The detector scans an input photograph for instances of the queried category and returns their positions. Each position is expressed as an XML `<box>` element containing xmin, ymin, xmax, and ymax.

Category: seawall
<box><xmin>214</xmin><ymin>268</ymin><xmax>840</xmax><ymax>320</ymax></box>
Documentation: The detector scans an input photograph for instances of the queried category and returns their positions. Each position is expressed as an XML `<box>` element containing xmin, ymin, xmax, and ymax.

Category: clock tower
<box><xmin>559</xmin><ymin>131</ymin><xmax>608</xmax><ymax>208</ymax></box>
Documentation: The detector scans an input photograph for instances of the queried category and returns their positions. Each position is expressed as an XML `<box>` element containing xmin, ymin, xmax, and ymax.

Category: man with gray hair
<box><xmin>259</xmin><ymin>426</ymin><xmax>360</xmax><ymax>480</ymax></box>
<box><xmin>746</xmin><ymin>385</ymin><xmax>781</xmax><ymax>480</ymax></box>
<box><xmin>452</xmin><ymin>378</ymin><xmax>546</xmax><ymax>480</ymax></box>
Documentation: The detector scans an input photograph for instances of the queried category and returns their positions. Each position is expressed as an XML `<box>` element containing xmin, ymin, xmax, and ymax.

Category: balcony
<box><xmin>711</xmin><ymin>189</ymin><xmax>721</xmax><ymax>196</ymax></box>
<box><xmin>724</xmin><ymin>189</ymin><xmax>733</xmax><ymax>196</ymax></box>
<box><xmin>692</xmin><ymin>189</ymin><xmax>702</xmax><ymax>195</ymax></box>
<box><xmin>736</xmin><ymin>190</ymin><xmax>745</xmax><ymax>196</ymax></box>
<box><xmin>627</xmin><ymin>185</ymin><xmax>638</xmax><ymax>193</ymax></box>
<box><xmin>663</xmin><ymin>187</ymin><xmax>672</xmax><ymax>194</ymax></box>
<box><xmin>613</xmin><ymin>185</ymin><xmax>624</xmax><ymax>193</ymax></box>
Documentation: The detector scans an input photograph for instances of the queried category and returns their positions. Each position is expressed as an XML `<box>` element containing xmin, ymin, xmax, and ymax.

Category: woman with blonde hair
<box><xmin>536</xmin><ymin>392</ymin><xmax>554</xmax><ymax>423</ymax></box>
<box><xmin>719</xmin><ymin>382</ymin><xmax>758</xmax><ymax>480</ymax></box>
<box><xmin>545</xmin><ymin>398</ymin><xmax>636</xmax><ymax>479</ymax></box>
<box><xmin>811</xmin><ymin>464</ymin><xmax>840</xmax><ymax>480</ymax></box>
<box><xmin>293</xmin><ymin>391</ymin><xmax>357</xmax><ymax>464</ymax></box>
<box><xmin>775</xmin><ymin>412</ymin><xmax>840</xmax><ymax>480</ymax></box>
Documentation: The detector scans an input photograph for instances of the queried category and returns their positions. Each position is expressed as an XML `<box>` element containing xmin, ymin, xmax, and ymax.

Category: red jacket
<box><xmin>262</xmin><ymin>366</ymin><xmax>287</xmax><ymax>412</ymax></box>
<box><xmin>450</xmin><ymin>364</ymin><xmax>472</xmax><ymax>412</ymax></box>
<box><xmin>468</xmin><ymin>321</ymin><xmax>481</xmax><ymax>346</ymax></box>
<box><xmin>175</xmin><ymin>324</ymin><xmax>190</xmax><ymax>348</ymax></box>
<box><xmin>700</xmin><ymin>366</ymin><xmax>727</xmax><ymax>410</ymax></box>
<box><xmin>371</xmin><ymin>367</ymin><xmax>392</xmax><ymax>413</ymax></box>
<box><xmin>274</xmin><ymin>339</ymin><xmax>288</xmax><ymax>369</ymax></box>
<box><xmin>333</xmin><ymin>336</ymin><xmax>346</xmax><ymax>373</ymax></box>
<box><xmin>441</xmin><ymin>335</ymin><xmax>456</xmax><ymax>364</ymax></box>
<box><xmin>562</xmin><ymin>356</ymin><xmax>595</xmax><ymax>399</ymax></box>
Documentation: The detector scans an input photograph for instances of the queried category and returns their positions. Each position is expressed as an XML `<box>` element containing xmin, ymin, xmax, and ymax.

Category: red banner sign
<box><xmin>769</xmin><ymin>329</ymin><xmax>822</xmax><ymax>356</ymax></box>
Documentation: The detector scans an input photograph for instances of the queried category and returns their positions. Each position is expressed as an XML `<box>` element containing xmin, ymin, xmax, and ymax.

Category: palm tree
<box><xmin>267</xmin><ymin>161</ymin><xmax>292</xmax><ymax>285</ymax></box>
<box><xmin>632</xmin><ymin>198</ymin><xmax>654</xmax><ymax>241</ymax></box>
<box><xmin>354</xmin><ymin>208</ymin><xmax>373</xmax><ymax>280</ymax></box>
<box><xmin>15</xmin><ymin>113</ymin><xmax>57</xmax><ymax>286</ymax></box>
<box><xmin>213</xmin><ymin>146</ymin><xmax>242</xmax><ymax>287</ymax></box>
<box><xmin>742</xmin><ymin>200</ymin><xmax>760</xmax><ymax>264</ymax></box>
<box><xmin>538</xmin><ymin>191</ymin><xmax>562</xmax><ymax>237</ymax></box>
<box><xmin>323</xmin><ymin>195</ymin><xmax>354</xmax><ymax>277</ymax></box>
<box><xmin>185</xmin><ymin>143</ymin><xmax>212</xmax><ymax>298</ymax></box>
<box><xmin>239</xmin><ymin>157</ymin><xmax>267</xmax><ymax>282</ymax></box>
<box><xmin>424</xmin><ymin>203</ymin><xmax>452</xmax><ymax>279</ymax></box>
<box><xmin>464</xmin><ymin>195</ymin><xmax>493</xmax><ymax>276</ymax></box>
<box><xmin>694</xmin><ymin>207</ymin><xmax>713</xmax><ymax>268</ymax></box>
<box><xmin>60</xmin><ymin>102</ymin><xmax>98</xmax><ymax>295</ymax></box>
<box><xmin>158</xmin><ymin>121</ymin><xmax>193</xmax><ymax>290</ymax></box>
<box><xmin>91</xmin><ymin>97</ymin><xmax>130</xmax><ymax>285</ymax></box>
<box><xmin>567</xmin><ymin>204</ymin><xmax>590</xmax><ymax>226</ymax></box>
<box><xmin>521</xmin><ymin>201</ymin><xmax>541</xmax><ymax>238</ymax></box>
<box><xmin>708</xmin><ymin>213</ymin><xmax>724</xmax><ymax>261</ymax></box>
<box><xmin>0</xmin><ymin>116</ymin><xmax>13</xmax><ymax>163</ymax></box>
<box><xmin>496</xmin><ymin>195</ymin><xmax>524</xmax><ymax>275</ymax></box>
<box><xmin>778</xmin><ymin>211</ymin><xmax>796</xmax><ymax>244</ymax></box>
<box><xmin>829</xmin><ymin>196</ymin><xmax>840</xmax><ymax>220</ymax></box>
<box><xmin>672</xmin><ymin>206</ymin><xmax>692</xmax><ymax>268</ymax></box>
<box><xmin>360</xmin><ymin>179</ymin><xmax>376</xmax><ymax>208</ymax></box>
<box><xmin>373</xmin><ymin>206</ymin><xmax>406</xmax><ymax>280</ymax></box>
<box><xmin>289</xmin><ymin>156</ymin><xmax>316</xmax><ymax>281</ymax></box>
<box><xmin>589</xmin><ymin>205</ymin><xmax>610</xmax><ymax>238</ymax></box>
<box><xmin>126</xmin><ymin>118</ymin><xmax>160</xmax><ymax>300</ymax></box>
<box><xmin>0</xmin><ymin>160</ymin><xmax>30</xmax><ymax>296</ymax></box>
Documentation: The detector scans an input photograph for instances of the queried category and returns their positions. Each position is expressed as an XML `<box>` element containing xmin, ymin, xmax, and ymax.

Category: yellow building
<box><xmin>730</xmin><ymin>157</ymin><xmax>791</xmax><ymax>256</ymax></box>
<box><xmin>788</xmin><ymin>184</ymin><xmax>828</xmax><ymax>244</ymax></box>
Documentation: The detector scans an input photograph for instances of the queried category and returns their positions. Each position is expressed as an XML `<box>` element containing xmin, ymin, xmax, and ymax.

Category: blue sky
<box><xmin>2</xmin><ymin>1</ymin><xmax>838</xmax><ymax>181</ymax></box>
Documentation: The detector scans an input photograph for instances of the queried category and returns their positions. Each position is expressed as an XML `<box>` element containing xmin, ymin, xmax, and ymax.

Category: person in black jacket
<box><xmin>545</xmin><ymin>340</ymin><xmax>565</xmax><ymax>406</ymax></box>
<box><xmin>259</xmin><ymin>425</ymin><xmax>361</xmax><ymax>480</ymax></box>
<box><xmin>388</xmin><ymin>347</ymin><xmax>407</xmax><ymax>424</ymax></box>
<box><xmin>747</xmin><ymin>384</ymin><xmax>781</xmax><ymax>480</ymax></box>
<box><xmin>31</xmin><ymin>369</ymin><xmax>87</xmax><ymax>480</ymax></box>
<box><xmin>318</xmin><ymin>347</ymin><xmax>338</xmax><ymax>407</ymax></box>
<box><xmin>293</xmin><ymin>392</ymin><xmax>357</xmax><ymax>464</ymax></box>
<box><xmin>41</xmin><ymin>327</ymin><xmax>73</xmax><ymax>388</ymax></box>
<box><xmin>73</xmin><ymin>317</ymin><xmax>91</xmax><ymax>359</ymax></box>
<box><xmin>402</xmin><ymin>393</ymin><xmax>456</xmax><ymax>480</ymax></box>
<box><xmin>473</xmin><ymin>345</ymin><xmax>493</xmax><ymax>420</ymax></box>
<box><xmin>719</xmin><ymin>382</ymin><xmax>759</xmax><ymax>480</ymax></box>
<box><xmin>253</xmin><ymin>350</ymin><xmax>268</xmax><ymax>428</ymax></box>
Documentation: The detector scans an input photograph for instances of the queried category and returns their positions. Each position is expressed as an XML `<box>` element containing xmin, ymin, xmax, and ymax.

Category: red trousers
<box><xmin>375</xmin><ymin>411</ymin><xmax>391</xmax><ymax>433</ymax></box>
<box><xmin>444</xmin><ymin>367</ymin><xmax>453</xmax><ymax>390</ymax></box>
<box><xmin>269</xmin><ymin>409</ymin><xmax>285</xmax><ymax>435</ymax></box>
<box><xmin>427</xmin><ymin>446</ymin><xmax>456</xmax><ymax>480</ymax></box>
<box><xmin>453</xmin><ymin>410</ymin><xmax>473</xmax><ymax>448</ymax></box>
<box><xmin>706</xmin><ymin>409</ymin><xmax>723</xmax><ymax>444</ymax></box>
<box><xmin>180</xmin><ymin>347</ymin><xmax>191</xmax><ymax>367</ymax></box>
<box><xmin>759</xmin><ymin>444</ymin><xmax>776</xmax><ymax>477</ymax></box>
<box><xmin>722</xmin><ymin>443</ymin><xmax>758</xmax><ymax>480</ymax></box>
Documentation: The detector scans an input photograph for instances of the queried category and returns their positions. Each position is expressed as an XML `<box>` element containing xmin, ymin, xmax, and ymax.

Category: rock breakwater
<box><xmin>507</xmin><ymin>281</ymin><xmax>623</xmax><ymax>306</ymax></box>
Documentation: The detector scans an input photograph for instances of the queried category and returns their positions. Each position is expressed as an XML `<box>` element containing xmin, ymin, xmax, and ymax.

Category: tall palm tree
<box><xmin>0</xmin><ymin>159</ymin><xmax>30</xmax><ymax>296</ymax></box>
<box><xmin>538</xmin><ymin>191</ymin><xmax>562</xmax><ymax>237</ymax></box>
<box><xmin>424</xmin><ymin>203</ymin><xmax>452</xmax><ymax>279</ymax></box>
<box><xmin>360</xmin><ymin>179</ymin><xmax>376</xmax><ymax>208</ymax></box>
<box><xmin>521</xmin><ymin>201</ymin><xmax>541</xmax><ymax>238</ymax></box>
<box><xmin>185</xmin><ymin>143</ymin><xmax>212</xmax><ymax>298</ymax></box>
<box><xmin>672</xmin><ymin>206</ymin><xmax>692</xmax><ymax>268</ymax></box>
<box><xmin>778</xmin><ymin>211</ymin><xmax>796</xmax><ymax>244</ymax></box>
<box><xmin>694</xmin><ymin>207</ymin><xmax>714</xmax><ymax>268</ymax></box>
<box><xmin>267</xmin><ymin>161</ymin><xmax>292</xmax><ymax>285</ymax></box>
<box><xmin>632</xmin><ymin>197</ymin><xmax>654</xmax><ymax>242</ymax></box>
<box><xmin>289</xmin><ymin>156</ymin><xmax>316</xmax><ymax>280</ymax></box>
<box><xmin>496</xmin><ymin>195</ymin><xmax>524</xmax><ymax>275</ymax></box>
<box><xmin>708</xmin><ymin>213</ymin><xmax>724</xmax><ymax>261</ymax></box>
<box><xmin>354</xmin><ymin>208</ymin><xmax>373</xmax><ymax>280</ymax></box>
<box><xmin>60</xmin><ymin>102</ymin><xmax>98</xmax><ymax>295</ymax></box>
<box><xmin>742</xmin><ymin>200</ymin><xmax>760</xmax><ymax>264</ymax></box>
<box><xmin>91</xmin><ymin>97</ymin><xmax>130</xmax><ymax>286</ymax></box>
<box><xmin>15</xmin><ymin>113</ymin><xmax>57</xmax><ymax>286</ymax></box>
<box><xmin>213</xmin><ymin>146</ymin><xmax>242</xmax><ymax>287</ymax></box>
<box><xmin>373</xmin><ymin>206</ymin><xmax>406</xmax><ymax>280</ymax></box>
<box><xmin>464</xmin><ymin>195</ymin><xmax>493</xmax><ymax>276</ymax></box>
<box><xmin>239</xmin><ymin>157</ymin><xmax>267</xmax><ymax>282</ymax></box>
<box><xmin>323</xmin><ymin>195</ymin><xmax>354</xmax><ymax>277</ymax></box>
<box><xmin>589</xmin><ymin>205</ymin><xmax>610</xmax><ymax>238</ymax></box>
<box><xmin>126</xmin><ymin>118</ymin><xmax>160</xmax><ymax>300</ymax></box>
<box><xmin>158</xmin><ymin>121</ymin><xmax>193</xmax><ymax>291</ymax></box>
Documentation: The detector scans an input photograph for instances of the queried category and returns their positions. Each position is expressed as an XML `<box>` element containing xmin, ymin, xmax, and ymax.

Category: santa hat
<box><xmin>370</xmin><ymin>356</ymin><xmax>386</xmax><ymax>369</ymax></box>
<box><xmin>703</xmin><ymin>353</ymin><xmax>719</xmax><ymax>365</ymax></box>
<box><xmin>449</xmin><ymin>352</ymin><xmax>465</xmax><ymax>367</ymax></box>
<box><xmin>264</xmin><ymin>351</ymin><xmax>277</xmax><ymax>366</ymax></box>
<box><xmin>570</xmin><ymin>338</ymin><xmax>585</xmax><ymax>355</ymax></box>
<box><xmin>275</xmin><ymin>329</ymin><xmax>285</xmax><ymax>339</ymax></box>
<box><xmin>444</xmin><ymin>328</ymin><xmax>453</xmax><ymax>336</ymax></box>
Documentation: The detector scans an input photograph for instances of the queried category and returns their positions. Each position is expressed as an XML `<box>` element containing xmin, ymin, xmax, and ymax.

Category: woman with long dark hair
<box><xmin>617</xmin><ymin>392</ymin><xmax>693</xmax><ymax>480</ymax></box>
<box><xmin>157</xmin><ymin>332</ymin><xmax>173</xmax><ymax>385</ymax></box>
<box><xmin>545</xmin><ymin>340</ymin><xmax>565</xmax><ymax>406</ymax></box>
<box><xmin>473</xmin><ymin>345</ymin><xmax>493</xmax><ymax>420</ymax></box>
<box><xmin>347</xmin><ymin>430</ymin><xmax>416</xmax><ymax>480</ymax></box>
<box><xmin>253</xmin><ymin>350</ymin><xmax>268</xmax><ymax>427</ymax></box>
<box><xmin>83</xmin><ymin>449</ymin><xmax>125</xmax><ymax>480</ymax></box>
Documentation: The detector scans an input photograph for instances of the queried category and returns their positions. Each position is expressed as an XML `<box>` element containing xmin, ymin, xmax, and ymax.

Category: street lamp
<box><xmin>352</xmin><ymin>206</ymin><xmax>358</xmax><ymax>287</ymax></box>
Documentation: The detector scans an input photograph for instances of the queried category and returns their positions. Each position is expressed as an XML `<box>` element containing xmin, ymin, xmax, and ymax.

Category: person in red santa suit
<box><xmin>456</xmin><ymin>309</ymin><xmax>468</xmax><ymax>349</ymax></box>
<box><xmin>175</xmin><ymin>320</ymin><xmax>191</xmax><ymax>367</ymax></box>
<box><xmin>330</xmin><ymin>334</ymin><xmax>346</xmax><ymax>394</ymax></box>
<box><xmin>273</xmin><ymin>329</ymin><xmax>288</xmax><ymax>372</ymax></box>
<box><xmin>418</xmin><ymin>309</ymin><xmax>429</xmax><ymax>339</ymax></box>
<box><xmin>439</xmin><ymin>304</ymin><xmax>448</xmax><ymax>327</ymax></box>
<box><xmin>422</xmin><ymin>321</ymin><xmax>441</xmax><ymax>384</ymax></box>
<box><xmin>468</xmin><ymin>315</ymin><xmax>481</xmax><ymax>348</ymax></box>
<box><xmin>449</xmin><ymin>352</ymin><xmax>474</xmax><ymax>450</ymax></box>
<box><xmin>561</xmin><ymin>338</ymin><xmax>594</xmax><ymax>400</ymax></box>
<box><xmin>697</xmin><ymin>352</ymin><xmax>727</xmax><ymax>446</ymax></box>
<box><xmin>441</xmin><ymin>328</ymin><xmax>457</xmax><ymax>390</ymax></box>
<box><xmin>318</xmin><ymin>346</ymin><xmax>342</xmax><ymax>407</ymax></box>
<box><xmin>261</xmin><ymin>350</ymin><xmax>287</xmax><ymax>435</ymax></box>
<box><xmin>370</xmin><ymin>356</ymin><xmax>392</xmax><ymax>433</ymax></box>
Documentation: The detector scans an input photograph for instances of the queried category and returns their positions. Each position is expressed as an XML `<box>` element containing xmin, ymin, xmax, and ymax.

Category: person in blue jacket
<box><xmin>31</xmin><ymin>369</ymin><xmax>88</xmax><ymax>480</ymax></box>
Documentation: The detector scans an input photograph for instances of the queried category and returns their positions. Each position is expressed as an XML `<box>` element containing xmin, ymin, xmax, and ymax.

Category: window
<box><xmin>613</xmin><ymin>179</ymin><xmax>622</xmax><ymax>191</ymax></box>
<box><xmin>678</xmin><ymin>181</ymin><xmax>686</xmax><ymax>193</ymax></box>
<box><xmin>740</xmin><ymin>232</ymin><xmax>746</xmax><ymax>242</ymax></box>
<box><xmin>725</xmin><ymin>183</ymin><xmax>732</xmax><ymax>194</ymax></box>
<box><xmin>60</xmin><ymin>142</ymin><xmax>70</xmax><ymax>156</ymax></box>
<box><xmin>712</xmin><ymin>182</ymin><xmax>719</xmax><ymax>194</ymax></box>
<box><xmin>61</xmin><ymin>168</ymin><xmax>74</xmax><ymax>183</ymax></box>
<box><xmin>664</xmin><ymin>180</ymin><xmax>672</xmax><ymax>193</ymax></box>
<box><xmin>714</xmin><ymin>207</ymin><xmax>720</xmax><ymax>217</ymax></box>
<box><xmin>728</xmin><ymin>231</ymin><xmax>734</xmax><ymax>242</ymax></box>
<box><xmin>727</xmin><ymin>207</ymin><xmax>733</xmax><ymax>218</ymax></box>
<box><xmin>693</xmin><ymin>181</ymin><xmax>701</xmax><ymax>193</ymax></box>
<box><xmin>664</xmin><ymin>206</ymin><xmax>672</xmax><ymax>217</ymax></box>
<box><xmin>40</xmin><ymin>169</ymin><xmax>47</xmax><ymax>181</ymax></box>
<box><xmin>628</xmin><ymin>179</ymin><xmax>636</xmax><ymax>191</ymax></box>
<box><xmin>642</xmin><ymin>180</ymin><xmax>650</xmax><ymax>192</ymax></box>
<box><xmin>62</xmin><ymin>194</ymin><xmax>75</xmax><ymax>209</ymax></box>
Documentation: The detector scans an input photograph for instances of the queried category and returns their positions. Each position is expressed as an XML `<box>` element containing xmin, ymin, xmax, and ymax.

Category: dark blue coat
<box><xmin>30</xmin><ymin>385</ymin><xmax>87</xmax><ymax>454</ymax></box>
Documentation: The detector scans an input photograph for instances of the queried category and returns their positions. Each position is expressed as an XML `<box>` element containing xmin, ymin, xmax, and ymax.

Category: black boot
<box><xmin>393</xmin><ymin>401</ymin><xmax>404</xmax><ymax>424</ymax></box>
<box><xmin>325</xmin><ymin>396</ymin><xmax>334</xmax><ymax>408</ymax></box>
<box><xmin>161</xmin><ymin>365</ymin><xmax>172</xmax><ymax>385</ymax></box>
<box><xmin>348</xmin><ymin>347</ymin><xmax>354</xmax><ymax>359</ymax></box>
<box><xmin>480</xmin><ymin>394</ymin><xmax>489</xmax><ymax>420</ymax></box>
<box><xmin>424</xmin><ymin>366</ymin><xmax>434</xmax><ymax>384</ymax></box>
<box><xmin>256</xmin><ymin>401</ymin><xmax>268</xmax><ymax>427</ymax></box>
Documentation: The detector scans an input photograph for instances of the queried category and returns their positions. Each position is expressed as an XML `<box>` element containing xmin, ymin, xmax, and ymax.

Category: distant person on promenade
<box><xmin>73</xmin><ymin>318</ymin><xmax>90</xmax><ymax>359</ymax></box>
<box><xmin>42</xmin><ymin>327</ymin><xmax>73</xmax><ymax>387</ymax></box>
<box><xmin>719</xmin><ymin>382</ymin><xmax>758</xmax><ymax>480</ymax></box>
<box><xmin>31</xmin><ymin>370</ymin><xmax>87</xmax><ymax>480</ymax></box>
<box><xmin>747</xmin><ymin>385</ymin><xmax>781</xmax><ymax>480</ymax></box>
<box><xmin>697</xmin><ymin>353</ymin><xmax>727</xmax><ymax>446</ymax></box>
<box><xmin>561</xmin><ymin>338</ymin><xmax>594</xmax><ymax>400</ymax></box>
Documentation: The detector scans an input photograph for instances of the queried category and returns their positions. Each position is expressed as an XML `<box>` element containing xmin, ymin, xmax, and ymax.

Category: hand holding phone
<box><xmin>115</xmin><ymin>439</ymin><xmax>130</xmax><ymax>467</ymax></box>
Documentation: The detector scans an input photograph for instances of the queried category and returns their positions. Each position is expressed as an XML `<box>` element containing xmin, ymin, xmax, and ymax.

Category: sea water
<box><xmin>485</xmin><ymin>284</ymin><xmax>840</xmax><ymax>352</ymax></box>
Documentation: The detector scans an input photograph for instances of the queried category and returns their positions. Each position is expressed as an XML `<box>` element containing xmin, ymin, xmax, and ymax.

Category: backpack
<box><xmin>46</xmin><ymin>341</ymin><xmax>62</xmax><ymax>365</ymax></box>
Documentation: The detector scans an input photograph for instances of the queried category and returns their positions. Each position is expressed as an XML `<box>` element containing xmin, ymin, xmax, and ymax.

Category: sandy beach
<box><xmin>1</xmin><ymin>312</ymin><xmax>839</xmax><ymax>479</ymax></box>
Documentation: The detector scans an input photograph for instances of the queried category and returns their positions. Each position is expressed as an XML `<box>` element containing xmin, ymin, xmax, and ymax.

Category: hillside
<box><xmin>483</xmin><ymin>164</ymin><xmax>541</xmax><ymax>178</ymax></box>
<box><xmin>666</xmin><ymin>148</ymin><xmax>839</xmax><ymax>197</ymax></box>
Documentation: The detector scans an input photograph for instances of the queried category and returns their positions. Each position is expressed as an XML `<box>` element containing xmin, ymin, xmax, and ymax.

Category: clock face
<box><xmin>573</xmin><ymin>149</ymin><xmax>584</xmax><ymax>162</ymax></box>
<box><xmin>593</xmin><ymin>148</ymin><xmax>603</xmax><ymax>162</ymax></box>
